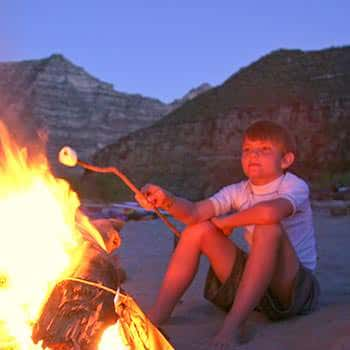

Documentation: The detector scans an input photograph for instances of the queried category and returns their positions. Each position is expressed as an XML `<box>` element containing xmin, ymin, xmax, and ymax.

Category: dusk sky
<box><xmin>2</xmin><ymin>1</ymin><xmax>349</xmax><ymax>102</ymax></box>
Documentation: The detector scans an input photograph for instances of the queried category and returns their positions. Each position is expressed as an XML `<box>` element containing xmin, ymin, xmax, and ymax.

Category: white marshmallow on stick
<box><xmin>59</xmin><ymin>146</ymin><xmax>78</xmax><ymax>167</ymax></box>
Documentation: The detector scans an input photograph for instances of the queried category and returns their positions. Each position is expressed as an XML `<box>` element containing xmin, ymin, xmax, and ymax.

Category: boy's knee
<box><xmin>181</xmin><ymin>220</ymin><xmax>219</xmax><ymax>245</ymax></box>
<box><xmin>253</xmin><ymin>223</ymin><xmax>284</xmax><ymax>241</ymax></box>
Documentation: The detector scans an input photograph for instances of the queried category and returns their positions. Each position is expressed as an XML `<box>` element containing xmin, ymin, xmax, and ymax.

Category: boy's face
<box><xmin>241</xmin><ymin>138</ymin><xmax>292</xmax><ymax>185</ymax></box>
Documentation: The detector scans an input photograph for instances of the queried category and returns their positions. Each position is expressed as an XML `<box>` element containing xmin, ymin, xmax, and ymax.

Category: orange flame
<box><xmin>99</xmin><ymin>322</ymin><xmax>130</xmax><ymax>350</ymax></box>
<box><xmin>0</xmin><ymin>121</ymin><xmax>105</xmax><ymax>349</ymax></box>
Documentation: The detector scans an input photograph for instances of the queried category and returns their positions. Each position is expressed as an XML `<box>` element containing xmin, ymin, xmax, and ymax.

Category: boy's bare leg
<box><xmin>216</xmin><ymin>224</ymin><xmax>299</xmax><ymax>342</ymax></box>
<box><xmin>148</xmin><ymin>221</ymin><xmax>238</xmax><ymax>325</ymax></box>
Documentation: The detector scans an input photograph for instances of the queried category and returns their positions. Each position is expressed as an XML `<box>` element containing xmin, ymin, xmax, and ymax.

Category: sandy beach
<box><xmin>117</xmin><ymin>209</ymin><xmax>350</xmax><ymax>350</ymax></box>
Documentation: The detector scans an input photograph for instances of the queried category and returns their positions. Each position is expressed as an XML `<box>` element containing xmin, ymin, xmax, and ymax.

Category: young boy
<box><xmin>136</xmin><ymin>120</ymin><xmax>319</xmax><ymax>349</ymax></box>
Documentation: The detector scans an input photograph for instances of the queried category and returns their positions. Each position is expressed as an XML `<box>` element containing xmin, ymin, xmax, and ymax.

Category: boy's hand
<box><xmin>210</xmin><ymin>216</ymin><xmax>233</xmax><ymax>236</ymax></box>
<box><xmin>135</xmin><ymin>183</ymin><xmax>174</xmax><ymax>211</ymax></box>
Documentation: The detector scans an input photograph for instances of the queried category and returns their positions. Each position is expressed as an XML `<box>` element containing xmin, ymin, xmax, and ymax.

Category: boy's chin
<box><xmin>245</xmin><ymin>169</ymin><xmax>262</xmax><ymax>180</ymax></box>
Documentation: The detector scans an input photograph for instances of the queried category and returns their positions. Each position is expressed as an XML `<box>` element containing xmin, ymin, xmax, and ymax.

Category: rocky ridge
<box><xmin>0</xmin><ymin>54</ymin><xmax>209</xmax><ymax>174</ymax></box>
<box><xmin>168</xmin><ymin>83</ymin><xmax>211</xmax><ymax>111</ymax></box>
<box><xmin>84</xmin><ymin>46</ymin><xmax>350</xmax><ymax>201</ymax></box>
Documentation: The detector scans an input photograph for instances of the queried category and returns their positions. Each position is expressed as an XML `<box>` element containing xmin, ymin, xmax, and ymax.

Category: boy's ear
<box><xmin>281</xmin><ymin>152</ymin><xmax>295</xmax><ymax>169</ymax></box>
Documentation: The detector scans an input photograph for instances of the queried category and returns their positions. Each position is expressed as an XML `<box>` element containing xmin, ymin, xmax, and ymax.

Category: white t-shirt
<box><xmin>209</xmin><ymin>172</ymin><xmax>317</xmax><ymax>271</ymax></box>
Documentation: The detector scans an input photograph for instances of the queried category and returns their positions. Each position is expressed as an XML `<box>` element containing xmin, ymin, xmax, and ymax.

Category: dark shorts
<box><xmin>203</xmin><ymin>247</ymin><xmax>320</xmax><ymax>321</ymax></box>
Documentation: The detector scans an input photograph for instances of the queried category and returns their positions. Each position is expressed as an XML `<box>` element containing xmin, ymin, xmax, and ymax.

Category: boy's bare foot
<box><xmin>239</xmin><ymin>319</ymin><xmax>258</xmax><ymax>344</ymax></box>
<box><xmin>210</xmin><ymin>328</ymin><xmax>240</xmax><ymax>350</ymax></box>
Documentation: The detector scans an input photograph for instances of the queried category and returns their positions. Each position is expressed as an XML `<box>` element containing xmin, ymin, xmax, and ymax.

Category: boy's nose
<box><xmin>248</xmin><ymin>149</ymin><xmax>261</xmax><ymax>157</ymax></box>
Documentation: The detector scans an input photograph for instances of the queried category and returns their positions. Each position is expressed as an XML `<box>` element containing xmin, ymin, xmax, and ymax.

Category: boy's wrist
<box><xmin>162</xmin><ymin>193</ymin><xmax>176</xmax><ymax>211</ymax></box>
<box><xmin>211</xmin><ymin>216</ymin><xmax>234</xmax><ymax>236</ymax></box>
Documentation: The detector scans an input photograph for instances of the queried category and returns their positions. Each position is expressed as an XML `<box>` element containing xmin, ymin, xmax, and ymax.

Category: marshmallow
<box><xmin>58</xmin><ymin>146</ymin><xmax>78</xmax><ymax>167</ymax></box>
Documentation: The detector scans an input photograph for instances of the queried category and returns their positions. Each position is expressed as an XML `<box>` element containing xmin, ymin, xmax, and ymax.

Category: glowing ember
<box><xmin>99</xmin><ymin>322</ymin><xmax>130</xmax><ymax>350</ymax></box>
<box><xmin>0</xmin><ymin>122</ymin><xmax>105</xmax><ymax>349</ymax></box>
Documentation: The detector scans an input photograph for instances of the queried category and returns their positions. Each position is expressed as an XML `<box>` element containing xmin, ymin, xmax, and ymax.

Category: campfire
<box><xmin>0</xmin><ymin>122</ymin><xmax>173</xmax><ymax>350</ymax></box>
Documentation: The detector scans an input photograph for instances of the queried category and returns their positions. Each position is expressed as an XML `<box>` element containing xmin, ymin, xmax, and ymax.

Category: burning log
<box><xmin>113</xmin><ymin>292</ymin><xmax>174</xmax><ymax>350</ymax></box>
<box><xmin>32</xmin><ymin>219</ymin><xmax>123</xmax><ymax>350</ymax></box>
<box><xmin>31</xmin><ymin>218</ymin><xmax>174</xmax><ymax>350</ymax></box>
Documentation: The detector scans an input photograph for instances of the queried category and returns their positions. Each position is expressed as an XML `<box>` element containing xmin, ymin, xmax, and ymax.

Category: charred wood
<box><xmin>32</xmin><ymin>246</ymin><xmax>120</xmax><ymax>350</ymax></box>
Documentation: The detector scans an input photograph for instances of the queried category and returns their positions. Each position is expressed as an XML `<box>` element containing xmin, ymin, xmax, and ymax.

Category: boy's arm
<box><xmin>211</xmin><ymin>198</ymin><xmax>293</xmax><ymax>233</ymax></box>
<box><xmin>135</xmin><ymin>183</ymin><xmax>216</xmax><ymax>225</ymax></box>
<box><xmin>166</xmin><ymin>197</ymin><xmax>216</xmax><ymax>225</ymax></box>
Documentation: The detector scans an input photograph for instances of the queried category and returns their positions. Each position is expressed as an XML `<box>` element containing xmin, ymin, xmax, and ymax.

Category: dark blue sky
<box><xmin>2</xmin><ymin>1</ymin><xmax>349</xmax><ymax>102</ymax></box>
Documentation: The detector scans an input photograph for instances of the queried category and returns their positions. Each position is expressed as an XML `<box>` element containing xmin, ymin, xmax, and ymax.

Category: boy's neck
<box><xmin>249</xmin><ymin>172</ymin><xmax>285</xmax><ymax>186</ymax></box>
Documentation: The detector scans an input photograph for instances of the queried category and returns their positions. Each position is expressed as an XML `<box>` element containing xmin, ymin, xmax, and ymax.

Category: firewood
<box><xmin>32</xmin><ymin>245</ymin><xmax>120</xmax><ymax>350</ymax></box>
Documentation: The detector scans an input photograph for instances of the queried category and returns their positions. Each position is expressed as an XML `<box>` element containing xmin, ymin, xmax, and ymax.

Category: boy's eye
<box><xmin>262</xmin><ymin>146</ymin><xmax>273</xmax><ymax>154</ymax></box>
<box><xmin>242</xmin><ymin>146</ymin><xmax>273</xmax><ymax>156</ymax></box>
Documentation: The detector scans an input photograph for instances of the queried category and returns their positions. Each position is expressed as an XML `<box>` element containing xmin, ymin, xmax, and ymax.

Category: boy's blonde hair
<box><xmin>243</xmin><ymin>120</ymin><xmax>296</xmax><ymax>155</ymax></box>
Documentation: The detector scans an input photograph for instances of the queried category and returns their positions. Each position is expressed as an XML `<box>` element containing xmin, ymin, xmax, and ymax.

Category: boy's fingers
<box><xmin>210</xmin><ymin>217</ymin><xmax>220</xmax><ymax>229</ymax></box>
<box><xmin>135</xmin><ymin>193</ymin><xmax>153</xmax><ymax>210</ymax></box>
<box><xmin>210</xmin><ymin>218</ymin><xmax>231</xmax><ymax>236</ymax></box>
<box><xmin>141</xmin><ymin>183</ymin><xmax>159</xmax><ymax>195</ymax></box>
<box><xmin>147</xmin><ymin>192</ymin><xmax>164</xmax><ymax>207</ymax></box>
<box><xmin>222</xmin><ymin>228</ymin><xmax>232</xmax><ymax>236</ymax></box>
<box><xmin>140</xmin><ymin>184</ymin><xmax>167</xmax><ymax>208</ymax></box>
<box><xmin>135</xmin><ymin>191</ymin><xmax>163</xmax><ymax>210</ymax></box>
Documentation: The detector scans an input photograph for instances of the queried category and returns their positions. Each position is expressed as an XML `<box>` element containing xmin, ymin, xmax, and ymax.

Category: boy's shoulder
<box><xmin>226</xmin><ymin>178</ymin><xmax>250</xmax><ymax>192</ymax></box>
<box><xmin>224</xmin><ymin>173</ymin><xmax>309</xmax><ymax>194</ymax></box>
<box><xmin>282</xmin><ymin>172</ymin><xmax>309</xmax><ymax>192</ymax></box>
<box><xmin>212</xmin><ymin>179</ymin><xmax>249</xmax><ymax>199</ymax></box>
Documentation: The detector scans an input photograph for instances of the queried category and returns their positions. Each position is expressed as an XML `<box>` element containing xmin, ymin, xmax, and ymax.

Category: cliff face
<box><xmin>0</xmin><ymin>54</ymin><xmax>173</xmax><ymax>173</ymax></box>
<box><xmin>0</xmin><ymin>54</ymin><xmax>211</xmax><ymax>176</ymax></box>
<box><xmin>84</xmin><ymin>47</ymin><xmax>350</xmax><ymax>200</ymax></box>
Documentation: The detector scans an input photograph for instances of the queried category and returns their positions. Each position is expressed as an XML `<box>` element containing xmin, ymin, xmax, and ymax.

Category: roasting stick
<box><xmin>59</xmin><ymin>146</ymin><xmax>181</xmax><ymax>238</ymax></box>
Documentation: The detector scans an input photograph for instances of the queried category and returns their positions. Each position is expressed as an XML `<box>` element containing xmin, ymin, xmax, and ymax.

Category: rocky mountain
<box><xmin>0</xmin><ymin>54</ymin><xmax>209</xmax><ymax>175</ymax></box>
<box><xmin>83</xmin><ymin>46</ymin><xmax>350</xmax><ymax>201</ymax></box>
<box><xmin>168</xmin><ymin>83</ymin><xmax>211</xmax><ymax>111</ymax></box>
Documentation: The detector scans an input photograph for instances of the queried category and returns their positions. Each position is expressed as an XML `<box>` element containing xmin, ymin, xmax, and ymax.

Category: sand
<box><xmin>117</xmin><ymin>210</ymin><xmax>350</xmax><ymax>349</ymax></box>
